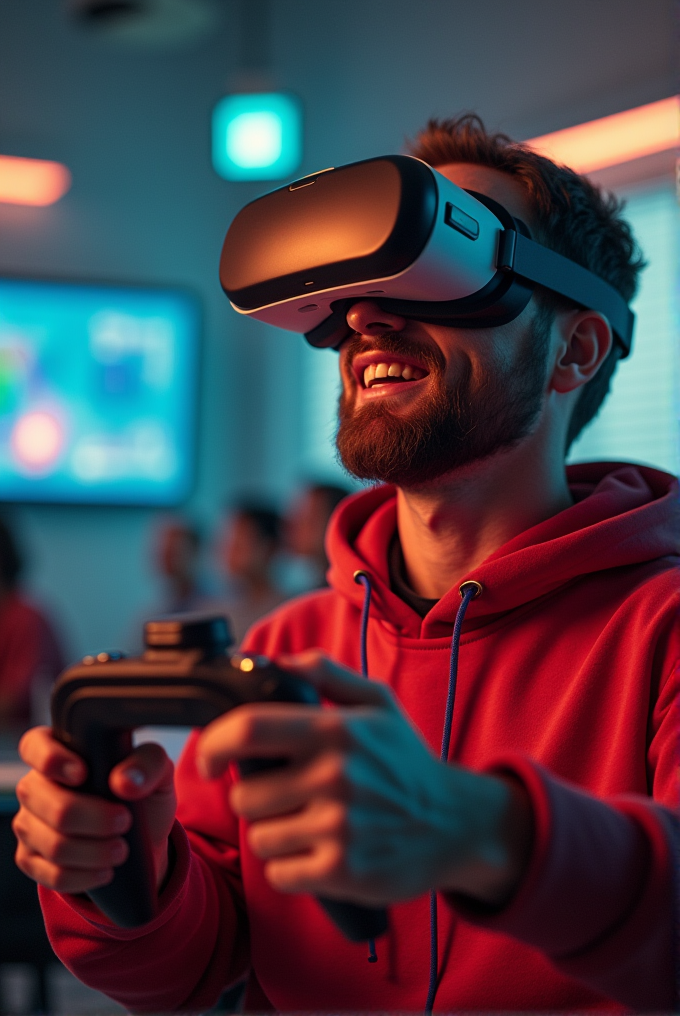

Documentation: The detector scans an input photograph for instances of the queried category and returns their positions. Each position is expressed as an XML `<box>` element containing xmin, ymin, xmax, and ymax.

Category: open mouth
<box><xmin>355</xmin><ymin>358</ymin><xmax>430</xmax><ymax>389</ymax></box>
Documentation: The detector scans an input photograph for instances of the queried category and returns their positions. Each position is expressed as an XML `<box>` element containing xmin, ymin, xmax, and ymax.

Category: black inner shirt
<box><xmin>388</xmin><ymin>536</ymin><xmax>440</xmax><ymax>618</ymax></box>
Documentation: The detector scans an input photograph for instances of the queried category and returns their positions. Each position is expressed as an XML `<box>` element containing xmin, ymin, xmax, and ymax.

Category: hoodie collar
<box><xmin>326</xmin><ymin>463</ymin><xmax>680</xmax><ymax>640</ymax></box>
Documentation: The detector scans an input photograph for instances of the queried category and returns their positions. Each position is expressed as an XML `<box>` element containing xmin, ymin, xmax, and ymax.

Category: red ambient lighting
<box><xmin>0</xmin><ymin>155</ymin><xmax>72</xmax><ymax>206</ymax></box>
<box><xmin>526</xmin><ymin>96</ymin><xmax>679</xmax><ymax>174</ymax></box>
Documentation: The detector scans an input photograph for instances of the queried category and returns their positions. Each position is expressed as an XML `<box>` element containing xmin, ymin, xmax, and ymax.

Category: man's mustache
<box><xmin>343</xmin><ymin>331</ymin><xmax>446</xmax><ymax>377</ymax></box>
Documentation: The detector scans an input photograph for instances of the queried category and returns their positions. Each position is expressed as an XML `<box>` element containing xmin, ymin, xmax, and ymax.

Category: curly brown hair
<box><xmin>409</xmin><ymin>114</ymin><xmax>646</xmax><ymax>450</ymax></box>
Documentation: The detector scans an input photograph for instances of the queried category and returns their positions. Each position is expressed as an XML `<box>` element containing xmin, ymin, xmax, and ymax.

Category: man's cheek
<box><xmin>339</xmin><ymin>376</ymin><xmax>360</xmax><ymax>411</ymax></box>
<box><xmin>342</xmin><ymin>369</ymin><xmax>357</xmax><ymax>392</ymax></box>
<box><xmin>338</xmin><ymin>350</ymin><xmax>356</xmax><ymax>384</ymax></box>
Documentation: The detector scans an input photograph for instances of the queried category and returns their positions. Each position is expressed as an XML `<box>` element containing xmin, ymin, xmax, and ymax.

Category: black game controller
<box><xmin>50</xmin><ymin>614</ymin><xmax>388</xmax><ymax>943</ymax></box>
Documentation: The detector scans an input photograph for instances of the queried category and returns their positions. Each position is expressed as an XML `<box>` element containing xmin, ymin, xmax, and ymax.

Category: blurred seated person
<box><xmin>154</xmin><ymin>519</ymin><xmax>209</xmax><ymax>614</ymax></box>
<box><xmin>0</xmin><ymin>520</ymin><xmax>64</xmax><ymax>737</ymax></box>
<box><xmin>285</xmin><ymin>483</ymin><xmax>351</xmax><ymax>587</ymax></box>
<box><xmin>126</xmin><ymin>519</ymin><xmax>216</xmax><ymax>654</ymax></box>
<box><xmin>218</xmin><ymin>503</ymin><xmax>286</xmax><ymax>645</ymax></box>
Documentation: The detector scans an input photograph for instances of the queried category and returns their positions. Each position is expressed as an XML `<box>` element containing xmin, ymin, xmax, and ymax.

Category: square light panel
<box><xmin>212</xmin><ymin>92</ymin><xmax>302</xmax><ymax>181</ymax></box>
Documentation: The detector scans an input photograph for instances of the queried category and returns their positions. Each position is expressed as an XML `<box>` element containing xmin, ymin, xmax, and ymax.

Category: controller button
<box><xmin>83</xmin><ymin>655</ymin><xmax>95</xmax><ymax>665</ymax></box>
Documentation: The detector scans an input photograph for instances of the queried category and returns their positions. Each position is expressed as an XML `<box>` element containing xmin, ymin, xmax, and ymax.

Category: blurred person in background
<box><xmin>154</xmin><ymin>519</ymin><xmax>208</xmax><ymax>615</ymax></box>
<box><xmin>126</xmin><ymin>518</ymin><xmax>214</xmax><ymax>653</ymax></box>
<box><xmin>0</xmin><ymin>520</ymin><xmax>64</xmax><ymax>737</ymax></box>
<box><xmin>284</xmin><ymin>483</ymin><xmax>351</xmax><ymax>587</ymax></box>
<box><xmin>217</xmin><ymin>502</ymin><xmax>287</xmax><ymax>645</ymax></box>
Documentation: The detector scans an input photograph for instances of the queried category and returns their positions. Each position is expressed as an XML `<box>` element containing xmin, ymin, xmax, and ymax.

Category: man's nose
<box><xmin>346</xmin><ymin>300</ymin><xmax>407</xmax><ymax>337</ymax></box>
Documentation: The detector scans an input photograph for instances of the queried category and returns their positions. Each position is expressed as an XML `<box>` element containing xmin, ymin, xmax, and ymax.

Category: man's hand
<box><xmin>196</xmin><ymin>651</ymin><xmax>533</xmax><ymax>909</ymax></box>
<box><xmin>14</xmin><ymin>727</ymin><xmax>177</xmax><ymax>895</ymax></box>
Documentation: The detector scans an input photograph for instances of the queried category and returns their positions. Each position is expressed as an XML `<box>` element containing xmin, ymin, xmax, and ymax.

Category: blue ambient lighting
<box><xmin>212</xmin><ymin>93</ymin><xmax>302</xmax><ymax>180</ymax></box>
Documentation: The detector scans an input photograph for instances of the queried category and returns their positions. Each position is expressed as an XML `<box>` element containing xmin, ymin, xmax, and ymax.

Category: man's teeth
<box><xmin>363</xmin><ymin>362</ymin><xmax>427</xmax><ymax>387</ymax></box>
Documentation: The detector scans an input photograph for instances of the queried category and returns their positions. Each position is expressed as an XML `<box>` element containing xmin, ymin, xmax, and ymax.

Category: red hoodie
<box><xmin>39</xmin><ymin>463</ymin><xmax>680</xmax><ymax>1012</ymax></box>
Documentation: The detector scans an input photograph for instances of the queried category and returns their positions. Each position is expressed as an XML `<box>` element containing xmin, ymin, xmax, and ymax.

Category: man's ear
<box><xmin>550</xmin><ymin>310</ymin><xmax>613</xmax><ymax>394</ymax></box>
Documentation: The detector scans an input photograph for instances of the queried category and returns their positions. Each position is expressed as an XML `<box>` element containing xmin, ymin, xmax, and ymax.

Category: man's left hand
<box><xmin>195</xmin><ymin>651</ymin><xmax>533</xmax><ymax>908</ymax></box>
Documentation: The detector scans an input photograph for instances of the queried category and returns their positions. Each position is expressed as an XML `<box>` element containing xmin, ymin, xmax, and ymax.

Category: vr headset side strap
<box><xmin>498</xmin><ymin>231</ymin><xmax>634</xmax><ymax>357</ymax></box>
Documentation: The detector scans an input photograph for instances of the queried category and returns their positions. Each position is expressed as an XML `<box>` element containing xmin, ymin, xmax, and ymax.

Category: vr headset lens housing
<box><xmin>220</xmin><ymin>155</ymin><xmax>634</xmax><ymax>357</ymax></box>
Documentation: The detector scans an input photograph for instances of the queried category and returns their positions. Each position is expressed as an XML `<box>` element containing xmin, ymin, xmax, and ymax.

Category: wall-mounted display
<box><xmin>0</xmin><ymin>278</ymin><xmax>200</xmax><ymax>505</ymax></box>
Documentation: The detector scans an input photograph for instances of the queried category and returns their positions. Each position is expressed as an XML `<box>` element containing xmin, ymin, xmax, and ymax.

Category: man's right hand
<box><xmin>13</xmin><ymin>726</ymin><xmax>177</xmax><ymax>895</ymax></box>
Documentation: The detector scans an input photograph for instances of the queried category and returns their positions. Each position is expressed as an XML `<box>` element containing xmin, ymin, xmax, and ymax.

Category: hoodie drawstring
<box><xmin>425</xmin><ymin>580</ymin><xmax>481</xmax><ymax>1014</ymax></box>
<box><xmin>353</xmin><ymin>570</ymin><xmax>378</xmax><ymax>963</ymax></box>
<box><xmin>354</xmin><ymin>570</ymin><xmax>372</xmax><ymax>682</ymax></box>
<box><xmin>352</xmin><ymin>569</ymin><xmax>482</xmax><ymax>997</ymax></box>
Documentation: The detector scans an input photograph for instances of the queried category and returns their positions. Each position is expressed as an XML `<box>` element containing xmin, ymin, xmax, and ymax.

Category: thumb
<box><xmin>276</xmin><ymin>650</ymin><xmax>395</xmax><ymax>710</ymax></box>
<box><xmin>109</xmin><ymin>742</ymin><xmax>175</xmax><ymax>800</ymax></box>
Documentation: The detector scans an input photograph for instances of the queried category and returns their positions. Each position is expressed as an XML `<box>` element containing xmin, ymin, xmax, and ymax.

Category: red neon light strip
<box><xmin>0</xmin><ymin>155</ymin><xmax>72</xmax><ymax>206</ymax></box>
<box><xmin>526</xmin><ymin>96</ymin><xmax>679</xmax><ymax>173</ymax></box>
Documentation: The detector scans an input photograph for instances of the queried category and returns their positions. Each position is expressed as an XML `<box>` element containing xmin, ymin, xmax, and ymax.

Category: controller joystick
<box><xmin>50</xmin><ymin>614</ymin><xmax>388</xmax><ymax>943</ymax></box>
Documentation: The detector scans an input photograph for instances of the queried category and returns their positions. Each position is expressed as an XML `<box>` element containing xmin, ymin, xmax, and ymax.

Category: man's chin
<box><xmin>337</xmin><ymin>414</ymin><xmax>445</xmax><ymax>487</ymax></box>
<box><xmin>335</xmin><ymin>397</ymin><xmax>527</xmax><ymax>488</ymax></box>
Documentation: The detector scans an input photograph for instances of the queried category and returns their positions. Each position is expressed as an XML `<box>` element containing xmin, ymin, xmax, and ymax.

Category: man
<box><xmin>12</xmin><ymin>117</ymin><xmax>679</xmax><ymax>1012</ymax></box>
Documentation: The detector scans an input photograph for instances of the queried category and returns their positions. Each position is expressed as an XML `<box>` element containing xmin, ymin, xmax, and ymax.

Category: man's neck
<box><xmin>396</xmin><ymin>438</ymin><xmax>573</xmax><ymax>599</ymax></box>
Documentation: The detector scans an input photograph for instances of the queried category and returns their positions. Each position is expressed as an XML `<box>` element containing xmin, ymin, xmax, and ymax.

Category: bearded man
<box><xmin>13</xmin><ymin>117</ymin><xmax>679</xmax><ymax>1013</ymax></box>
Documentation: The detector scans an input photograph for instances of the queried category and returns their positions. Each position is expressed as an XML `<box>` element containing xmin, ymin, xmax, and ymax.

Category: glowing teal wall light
<box><xmin>212</xmin><ymin>92</ymin><xmax>302</xmax><ymax>181</ymax></box>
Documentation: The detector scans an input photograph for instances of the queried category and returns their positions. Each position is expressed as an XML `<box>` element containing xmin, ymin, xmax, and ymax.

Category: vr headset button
<box><xmin>444</xmin><ymin>202</ymin><xmax>480</xmax><ymax>240</ymax></box>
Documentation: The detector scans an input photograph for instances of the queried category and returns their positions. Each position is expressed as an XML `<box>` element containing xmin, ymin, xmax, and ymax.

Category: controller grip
<box><xmin>238</xmin><ymin>759</ymin><xmax>388</xmax><ymax>943</ymax></box>
<box><xmin>89</xmin><ymin>802</ymin><xmax>156</xmax><ymax>927</ymax></box>
<box><xmin>74</xmin><ymin>730</ymin><xmax>157</xmax><ymax>928</ymax></box>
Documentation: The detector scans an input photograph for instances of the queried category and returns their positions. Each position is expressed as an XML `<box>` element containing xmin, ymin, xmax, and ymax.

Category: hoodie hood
<box><xmin>326</xmin><ymin>463</ymin><xmax>680</xmax><ymax>639</ymax></box>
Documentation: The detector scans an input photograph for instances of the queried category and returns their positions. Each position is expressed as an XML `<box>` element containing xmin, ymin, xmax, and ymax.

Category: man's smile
<box><xmin>350</xmin><ymin>349</ymin><xmax>431</xmax><ymax>394</ymax></box>
<box><xmin>362</xmin><ymin>361</ymin><xmax>429</xmax><ymax>387</ymax></box>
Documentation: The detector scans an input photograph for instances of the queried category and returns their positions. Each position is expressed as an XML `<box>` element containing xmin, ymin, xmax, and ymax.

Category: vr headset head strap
<box><xmin>305</xmin><ymin>188</ymin><xmax>634</xmax><ymax>358</ymax></box>
<box><xmin>496</xmin><ymin>231</ymin><xmax>634</xmax><ymax>357</ymax></box>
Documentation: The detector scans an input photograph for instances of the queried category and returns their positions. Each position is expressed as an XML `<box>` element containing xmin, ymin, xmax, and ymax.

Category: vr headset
<box><xmin>219</xmin><ymin>154</ymin><xmax>634</xmax><ymax>357</ymax></box>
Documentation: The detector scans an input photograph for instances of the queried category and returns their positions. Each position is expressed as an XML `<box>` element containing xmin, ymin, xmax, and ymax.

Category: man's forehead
<box><xmin>434</xmin><ymin>162</ymin><xmax>536</xmax><ymax>231</ymax></box>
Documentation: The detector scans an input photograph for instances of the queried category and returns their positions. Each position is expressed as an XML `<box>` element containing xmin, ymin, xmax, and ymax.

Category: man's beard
<box><xmin>335</xmin><ymin>315</ymin><xmax>551</xmax><ymax>488</ymax></box>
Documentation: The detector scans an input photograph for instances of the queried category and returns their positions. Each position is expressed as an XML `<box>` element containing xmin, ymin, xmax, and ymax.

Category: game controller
<box><xmin>50</xmin><ymin>614</ymin><xmax>388</xmax><ymax>942</ymax></box>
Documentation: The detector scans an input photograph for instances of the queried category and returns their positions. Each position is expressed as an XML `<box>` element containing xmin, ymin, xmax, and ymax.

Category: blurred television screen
<box><xmin>0</xmin><ymin>278</ymin><xmax>200</xmax><ymax>505</ymax></box>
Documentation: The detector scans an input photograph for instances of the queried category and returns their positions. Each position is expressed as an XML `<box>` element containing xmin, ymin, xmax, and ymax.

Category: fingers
<box><xmin>15</xmin><ymin>730</ymin><xmax>178</xmax><ymax>898</ymax></box>
<box><xmin>109</xmin><ymin>742</ymin><xmax>175</xmax><ymax>801</ymax></box>
<box><xmin>196</xmin><ymin>703</ymin><xmax>350</xmax><ymax>780</ymax></box>
<box><xmin>278</xmin><ymin>650</ymin><xmax>395</xmax><ymax>709</ymax></box>
<box><xmin>264</xmin><ymin>838</ymin><xmax>347</xmax><ymax>896</ymax></box>
<box><xmin>18</xmin><ymin>728</ymin><xmax>174</xmax><ymax>803</ymax></box>
<box><xmin>15</xmin><ymin>770</ymin><xmax>131</xmax><ymax>837</ymax></box>
<box><xmin>13</xmin><ymin>808</ymin><xmax>127</xmax><ymax>873</ymax></box>
<box><xmin>247</xmin><ymin>796</ymin><xmax>348</xmax><ymax>860</ymax></box>
<box><xmin>230</xmin><ymin>750</ymin><xmax>350</xmax><ymax>821</ymax></box>
<box><xmin>14</xmin><ymin>839</ymin><xmax>116</xmax><ymax>894</ymax></box>
<box><xmin>195</xmin><ymin>652</ymin><xmax>394</xmax><ymax>782</ymax></box>
<box><xmin>12</xmin><ymin>783</ymin><xmax>129</xmax><ymax>894</ymax></box>
<box><xmin>19</xmin><ymin>726</ymin><xmax>87</xmax><ymax>787</ymax></box>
